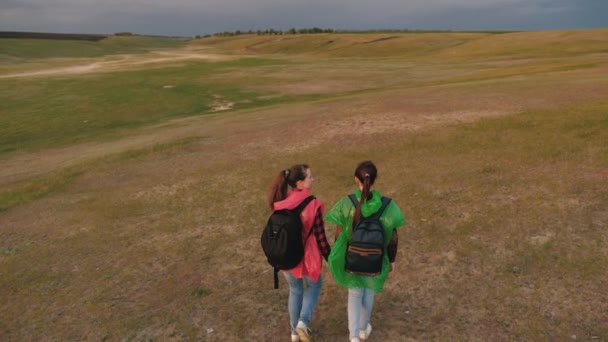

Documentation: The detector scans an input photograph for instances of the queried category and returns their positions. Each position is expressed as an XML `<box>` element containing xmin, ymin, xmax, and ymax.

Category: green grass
<box><xmin>0</xmin><ymin>136</ymin><xmax>208</xmax><ymax>212</ymax></box>
<box><xmin>0</xmin><ymin>168</ymin><xmax>83</xmax><ymax>212</ymax></box>
<box><xmin>0</xmin><ymin>57</ymin><xmax>327</xmax><ymax>154</ymax></box>
<box><xmin>3</xmin><ymin>31</ymin><xmax>606</xmax><ymax>156</ymax></box>
<box><xmin>0</xmin><ymin>36</ymin><xmax>187</xmax><ymax>62</ymax></box>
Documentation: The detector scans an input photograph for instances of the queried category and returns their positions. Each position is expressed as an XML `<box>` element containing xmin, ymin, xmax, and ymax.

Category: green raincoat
<box><xmin>325</xmin><ymin>189</ymin><xmax>405</xmax><ymax>292</ymax></box>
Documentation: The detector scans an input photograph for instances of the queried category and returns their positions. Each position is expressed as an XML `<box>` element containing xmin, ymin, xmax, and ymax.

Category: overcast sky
<box><xmin>1</xmin><ymin>0</ymin><xmax>606</xmax><ymax>36</ymax></box>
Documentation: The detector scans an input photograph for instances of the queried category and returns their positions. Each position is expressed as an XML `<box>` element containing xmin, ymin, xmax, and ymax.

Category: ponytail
<box><xmin>352</xmin><ymin>161</ymin><xmax>377</xmax><ymax>228</ymax></box>
<box><xmin>267</xmin><ymin>164</ymin><xmax>310</xmax><ymax>210</ymax></box>
<box><xmin>268</xmin><ymin>169</ymin><xmax>289</xmax><ymax>210</ymax></box>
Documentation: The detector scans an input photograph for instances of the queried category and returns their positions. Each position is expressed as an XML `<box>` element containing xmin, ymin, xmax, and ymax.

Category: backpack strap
<box><xmin>295</xmin><ymin>195</ymin><xmax>315</xmax><ymax>214</ymax></box>
<box><xmin>274</xmin><ymin>267</ymin><xmax>279</xmax><ymax>289</ymax></box>
<box><xmin>348</xmin><ymin>194</ymin><xmax>392</xmax><ymax>219</ymax></box>
<box><xmin>348</xmin><ymin>194</ymin><xmax>358</xmax><ymax>208</ymax></box>
<box><xmin>373</xmin><ymin>197</ymin><xmax>392</xmax><ymax>219</ymax></box>
<box><xmin>296</xmin><ymin>196</ymin><xmax>316</xmax><ymax>242</ymax></box>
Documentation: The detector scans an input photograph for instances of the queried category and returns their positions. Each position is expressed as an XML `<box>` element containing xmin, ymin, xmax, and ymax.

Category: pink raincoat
<box><xmin>273</xmin><ymin>188</ymin><xmax>324</xmax><ymax>282</ymax></box>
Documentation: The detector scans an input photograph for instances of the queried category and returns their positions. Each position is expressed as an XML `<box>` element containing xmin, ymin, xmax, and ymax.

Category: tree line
<box><xmin>198</xmin><ymin>27</ymin><xmax>336</xmax><ymax>38</ymax></box>
<box><xmin>0</xmin><ymin>31</ymin><xmax>107</xmax><ymax>41</ymax></box>
<box><xmin>196</xmin><ymin>28</ymin><xmax>517</xmax><ymax>39</ymax></box>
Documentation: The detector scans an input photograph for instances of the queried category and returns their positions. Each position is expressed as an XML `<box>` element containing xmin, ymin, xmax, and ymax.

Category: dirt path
<box><xmin>0</xmin><ymin>49</ymin><xmax>234</xmax><ymax>78</ymax></box>
<box><xmin>0</xmin><ymin>93</ymin><xmax>490</xmax><ymax>186</ymax></box>
<box><xmin>3</xmin><ymin>68</ymin><xmax>607</xmax><ymax>188</ymax></box>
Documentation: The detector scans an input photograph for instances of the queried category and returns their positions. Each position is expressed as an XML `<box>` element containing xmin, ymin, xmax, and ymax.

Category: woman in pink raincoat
<box><xmin>268</xmin><ymin>164</ymin><xmax>331</xmax><ymax>342</ymax></box>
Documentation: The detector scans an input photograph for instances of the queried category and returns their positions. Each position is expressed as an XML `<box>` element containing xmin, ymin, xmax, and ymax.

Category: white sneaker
<box><xmin>350</xmin><ymin>338</ymin><xmax>361</xmax><ymax>342</ymax></box>
<box><xmin>296</xmin><ymin>321</ymin><xmax>311</xmax><ymax>342</ymax></box>
<box><xmin>359</xmin><ymin>323</ymin><xmax>372</xmax><ymax>340</ymax></box>
<box><xmin>291</xmin><ymin>333</ymin><xmax>300</xmax><ymax>342</ymax></box>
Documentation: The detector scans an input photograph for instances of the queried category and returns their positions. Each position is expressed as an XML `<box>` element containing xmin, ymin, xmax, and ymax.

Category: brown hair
<box><xmin>268</xmin><ymin>164</ymin><xmax>310</xmax><ymax>210</ymax></box>
<box><xmin>352</xmin><ymin>160</ymin><xmax>377</xmax><ymax>227</ymax></box>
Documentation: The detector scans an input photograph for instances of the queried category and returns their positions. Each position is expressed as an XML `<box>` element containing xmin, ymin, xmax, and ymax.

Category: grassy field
<box><xmin>1</xmin><ymin>30</ymin><xmax>607</xmax><ymax>341</ymax></box>
<box><xmin>0</xmin><ymin>35</ymin><xmax>187</xmax><ymax>62</ymax></box>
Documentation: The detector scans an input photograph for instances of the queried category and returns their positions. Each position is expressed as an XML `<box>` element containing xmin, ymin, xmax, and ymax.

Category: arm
<box><xmin>334</xmin><ymin>226</ymin><xmax>343</xmax><ymax>243</ymax></box>
<box><xmin>387</xmin><ymin>229</ymin><xmax>398</xmax><ymax>266</ymax></box>
<box><xmin>312</xmin><ymin>208</ymin><xmax>331</xmax><ymax>261</ymax></box>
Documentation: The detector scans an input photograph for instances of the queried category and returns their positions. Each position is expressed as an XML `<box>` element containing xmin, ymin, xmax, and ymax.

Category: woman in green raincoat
<box><xmin>325</xmin><ymin>160</ymin><xmax>405</xmax><ymax>342</ymax></box>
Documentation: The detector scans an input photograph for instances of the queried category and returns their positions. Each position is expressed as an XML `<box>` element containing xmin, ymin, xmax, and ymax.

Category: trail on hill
<box><xmin>0</xmin><ymin>49</ymin><xmax>234</xmax><ymax>78</ymax></box>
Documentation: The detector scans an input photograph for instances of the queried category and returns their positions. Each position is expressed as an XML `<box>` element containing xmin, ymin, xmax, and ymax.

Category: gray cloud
<box><xmin>0</xmin><ymin>0</ymin><xmax>605</xmax><ymax>36</ymax></box>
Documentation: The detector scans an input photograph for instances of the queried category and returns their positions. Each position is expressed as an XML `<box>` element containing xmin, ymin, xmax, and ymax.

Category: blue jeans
<box><xmin>348</xmin><ymin>288</ymin><xmax>375</xmax><ymax>339</ymax></box>
<box><xmin>283</xmin><ymin>272</ymin><xmax>323</xmax><ymax>334</ymax></box>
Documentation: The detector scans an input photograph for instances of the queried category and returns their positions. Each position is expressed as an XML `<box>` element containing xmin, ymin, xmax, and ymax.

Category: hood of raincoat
<box><xmin>353</xmin><ymin>189</ymin><xmax>382</xmax><ymax>217</ymax></box>
<box><xmin>273</xmin><ymin>188</ymin><xmax>313</xmax><ymax>211</ymax></box>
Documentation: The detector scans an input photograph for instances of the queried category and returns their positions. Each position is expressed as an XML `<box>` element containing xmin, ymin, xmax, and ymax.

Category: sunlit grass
<box><xmin>194</xmin><ymin>29</ymin><xmax>608</xmax><ymax>59</ymax></box>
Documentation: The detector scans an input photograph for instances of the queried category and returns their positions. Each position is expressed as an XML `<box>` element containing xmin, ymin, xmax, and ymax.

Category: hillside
<box><xmin>192</xmin><ymin>29</ymin><xmax>608</xmax><ymax>59</ymax></box>
<box><xmin>0</xmin><ymin>35</ymin><xmax>187</xmax><ymax>63</ymax></box>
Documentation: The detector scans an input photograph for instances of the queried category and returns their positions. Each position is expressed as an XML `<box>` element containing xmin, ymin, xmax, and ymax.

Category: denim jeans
<box><xmin>348</xmin><ymin>287</ymin><xmax>375</xmax><ymax>339</ymax></box>
<box><xmin>283</xmin><ymin>272</ymin><xmax>323</xmax><ymax>334</ymax></box>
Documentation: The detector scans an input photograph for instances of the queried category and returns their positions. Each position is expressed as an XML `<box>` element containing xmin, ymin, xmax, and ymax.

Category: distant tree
<box><xmin>209</xmin><ymin>27</ymin><xmax>345</xmax><ymax>37</ymax></box>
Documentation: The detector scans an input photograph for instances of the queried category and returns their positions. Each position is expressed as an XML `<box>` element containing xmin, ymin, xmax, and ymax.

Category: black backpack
<box><xmin>345</xmin><ymin>194</ymin><xmax>391</xmax><ymax>276</ymax></box>
<box><xmin>261</xmin><ymin>196</ymin><xmax>315</xmax><ymax>289</ymax></box>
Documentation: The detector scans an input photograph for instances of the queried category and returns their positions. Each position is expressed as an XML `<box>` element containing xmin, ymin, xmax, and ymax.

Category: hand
<box><xmin>389</xmin><ymin>263</ymin><xmax>394</xmax><ymax>272</ymax></box>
